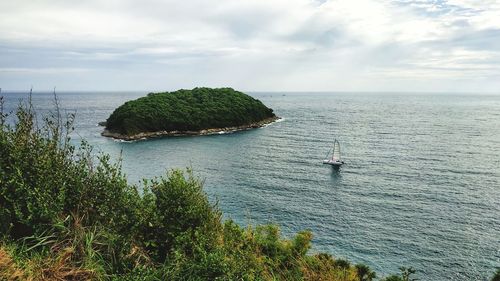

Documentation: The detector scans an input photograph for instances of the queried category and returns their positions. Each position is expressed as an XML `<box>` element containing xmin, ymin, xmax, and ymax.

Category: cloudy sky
<box><xmin>1</xmin><ymin>0</ymin><xmax>499</xmax><ymax>92</ymax></box>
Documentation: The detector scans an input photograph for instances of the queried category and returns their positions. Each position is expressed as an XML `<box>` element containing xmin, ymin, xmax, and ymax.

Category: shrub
<box><xmin>355</xmin><ymin>263</ymin><xmax>376</xmax><ymax>281</ymax></box>
<box><xmin>148</xmin><ymin>170</ymin><xmax>221</xmax><ymax>261</ymax></box>
<box><xmin>0</xmin><ymin>97</ymin><xmax>141</xmax><ymax>241</ymax></box>
<box><xmin>382</xmin><ymin>267</ymin><xmax>418</xmax><ymax>281</ymax></box>
<box><xmin>492</xmin><ymin>268</ymin><xmax>500</xmax><ymax>281</ymax></box>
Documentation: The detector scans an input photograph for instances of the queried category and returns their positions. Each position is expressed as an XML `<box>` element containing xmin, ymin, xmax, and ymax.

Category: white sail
<box><xmin>332</xmin><ymin>139</ymin><xmax>341</xmax><ymax>161</ymax></box>
<box><xmin>323</xmin><ymin>138</ymin><xmax>344</xmax><ymax>167</ymax></box>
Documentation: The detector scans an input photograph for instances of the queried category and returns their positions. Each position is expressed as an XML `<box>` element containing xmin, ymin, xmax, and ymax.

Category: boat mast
<box><xmin>331</xmin><ymin>140</ymin><xmax>335</xmax><ymax>160</ymax></box>
<box><xmin>338</xmin><ymin>139</ymin><xmax>341</xmax><ymax>161</ymax></box>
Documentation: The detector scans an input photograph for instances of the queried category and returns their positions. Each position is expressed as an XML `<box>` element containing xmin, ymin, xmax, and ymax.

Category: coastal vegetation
<box><xmin>103</xmin><ymin>87</ymin><xmax>277</xmax><ymax>139</ymax></box>
<box><xmin>492</xmin><ymin>269</ymin><xmax>500</xmax><ymax>281</ymax></box>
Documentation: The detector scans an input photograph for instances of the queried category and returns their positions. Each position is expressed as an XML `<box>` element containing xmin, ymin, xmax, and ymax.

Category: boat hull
<box><xmin>323</xmin><ymin>160</ymin><xmax>344</xmax><ymax>166</ymax></box>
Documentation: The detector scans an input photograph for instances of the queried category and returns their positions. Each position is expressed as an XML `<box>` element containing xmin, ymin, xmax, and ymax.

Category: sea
<box><xmin>1</xmin><ymin>91</ymin><xmax>499</xmax><ymax>281</ymax></box>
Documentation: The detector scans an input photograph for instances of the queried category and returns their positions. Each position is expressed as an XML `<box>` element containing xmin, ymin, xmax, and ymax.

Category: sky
<box><xmin>0</xmin><ymin>0</ymin><xmax>499</xmax><ymax>92</ymax></box>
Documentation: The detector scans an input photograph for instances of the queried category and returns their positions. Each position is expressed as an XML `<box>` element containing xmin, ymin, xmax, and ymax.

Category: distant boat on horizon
<box><xmin>323</xmin><ymin>139</ymin><xmax>344</xmax><ymax>168</ymax></box>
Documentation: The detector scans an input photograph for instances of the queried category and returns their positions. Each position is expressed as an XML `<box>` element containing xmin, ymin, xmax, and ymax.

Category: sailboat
<box><xmin>323</xmin><ymin>139</ymin><xmax>345</xmax><ymax>167</ymax></box>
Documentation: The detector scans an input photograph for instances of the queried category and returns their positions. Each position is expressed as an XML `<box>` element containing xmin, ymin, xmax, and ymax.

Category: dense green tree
<box><xmin>382</xmin><ymin>267</ymin><xmax>418</xmax><ymax>281</ymax></box>
<box><xmin>400</xmin><ymin>266</ymin><xmax>418</xmax><ymax>281</ymax></box>
<box><xmin>105</xmin><ymin>87</ymin><xmax>276</xmax><ymax>136</ymax></box>
<box><xmin>491</xmin><ymin>268</ymin><xmax>500</xmax><ymax>281</ymax></box>
<box><xmin>355</xmin><ymin>263</ymin><xmax>376</xmax><ymax>281</ymax></box>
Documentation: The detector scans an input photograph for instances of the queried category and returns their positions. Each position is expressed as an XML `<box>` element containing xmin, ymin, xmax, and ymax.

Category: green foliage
<box><xmin>492</xmin><ymin>268</ymin><xmax>500</xmax><ymax>281</ymax></box>
<box><xmin>0</xmin><ymin>98</ymin><xmax>141</xmax><ymax>241</ymax></box>
<box><xmin>105</xmin><ymin>87</ymin><xmax>276</xmax><ymax>135</ymax></box>
<box><xmin>400</xmin><ymin>266</ymin><xmax>418</xmax><ymax>281</ymax></box>
<box><xmin>148</xmin><ymin>170</ymin><xmax>221</xmax><ymax>261</ymax></box>
<box><xmin>355</xmin><ymin>263</ymin><xmax>376</xmax><ymax>281</ymax></box>
<box><xmin>383</xmin><ymin>276</ymin><xmax>403</xmax><ymax>281</ymax></box>
<box><xmin>252</xmin><ymin>225</ymin><xmax>312</xmax><ymax>279</ymax></box>
<box><xmin>382</xmin><ymin>267</ymin><xmax>418</xmax><ymax>281</ymax></box>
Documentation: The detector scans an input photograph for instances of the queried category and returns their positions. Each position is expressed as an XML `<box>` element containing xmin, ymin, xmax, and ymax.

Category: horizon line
<box><xmin>1</xmin><ymin>88</ymin><xmax>499</xmax><ymax>95</ymax></box>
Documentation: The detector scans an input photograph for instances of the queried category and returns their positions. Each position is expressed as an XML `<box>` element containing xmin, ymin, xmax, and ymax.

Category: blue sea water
<box><xmin>1</xmin><ymin>91</ymin><xmax>499</xmax><ymax>280</ymax></box>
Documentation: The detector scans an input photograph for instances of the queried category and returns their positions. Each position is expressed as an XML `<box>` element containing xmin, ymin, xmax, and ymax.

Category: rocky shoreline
<box><xmin>100</xmin><ymin>116</ymin><xmax>280</xmax><ymax>141</ymax></box>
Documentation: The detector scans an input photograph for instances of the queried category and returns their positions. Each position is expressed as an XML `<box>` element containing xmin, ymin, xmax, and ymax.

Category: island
<box><xmin>101</xmin><ymin>87</ymin><xmax>279</xmax><ymax>140</ymax></box>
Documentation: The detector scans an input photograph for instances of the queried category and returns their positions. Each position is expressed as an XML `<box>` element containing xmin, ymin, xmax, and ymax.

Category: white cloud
<box><xmin>0</xmin><ymin>0</ymin><xmax>499</xmax><ymax>91</ymax></box>
<box><xmin>0</xmin><ymin>67</ymin><xmax>89</xmax><ymax>74</ymax></box>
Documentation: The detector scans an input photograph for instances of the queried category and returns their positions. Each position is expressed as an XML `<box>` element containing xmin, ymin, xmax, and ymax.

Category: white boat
<box><xmin>323</xmin><ymin>139</ymin><xmax>345</xmax><ymax>167</ymax></box>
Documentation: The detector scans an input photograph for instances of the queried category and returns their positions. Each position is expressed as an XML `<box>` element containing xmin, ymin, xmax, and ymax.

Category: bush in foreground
<box><xmin>0</xmin><ymin>96</ymin><xmax>418</xmax><ymax>280</ymax></box>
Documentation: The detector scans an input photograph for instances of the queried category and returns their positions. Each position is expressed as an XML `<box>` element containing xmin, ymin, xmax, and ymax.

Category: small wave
<box><xmin>262</xmin><ymin>117</ymin><xmax>285</xmax><ymax>128</ymax></box>
<box><xmin>113</xmin><ymin>138</ymin><xmax>137</xmax><ymax>143</ymax></box>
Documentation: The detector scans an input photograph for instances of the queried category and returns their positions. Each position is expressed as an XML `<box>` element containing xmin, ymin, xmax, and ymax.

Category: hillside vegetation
<box><xmin>105</xmin><ymin>87</ymin><xmax>276</xmax><ymax>136</ymax></box>
<box><xmin>0</xmin><ymin>95</ymin><xmax>428</xmax><ymax>280</ymax></box>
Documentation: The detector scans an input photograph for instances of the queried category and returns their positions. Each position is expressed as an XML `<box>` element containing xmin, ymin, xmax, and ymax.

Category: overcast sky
<box><xmin>1</xmin><ymin>0</ymin><xmax>499</xmax><ymax>92</ymax></box>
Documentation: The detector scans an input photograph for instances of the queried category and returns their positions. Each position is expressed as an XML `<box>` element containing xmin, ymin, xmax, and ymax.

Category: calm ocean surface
<box><xmin>2</xmin><ymin>91</ymin><xmax>499</xmax><ymax>280</ymax></box>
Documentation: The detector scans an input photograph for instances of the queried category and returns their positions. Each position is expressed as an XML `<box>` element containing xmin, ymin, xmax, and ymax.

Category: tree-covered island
<box><xmin>102</xmin><ymin>87</ymin><xmax>279</xmax><ymax>140</ymax></box>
